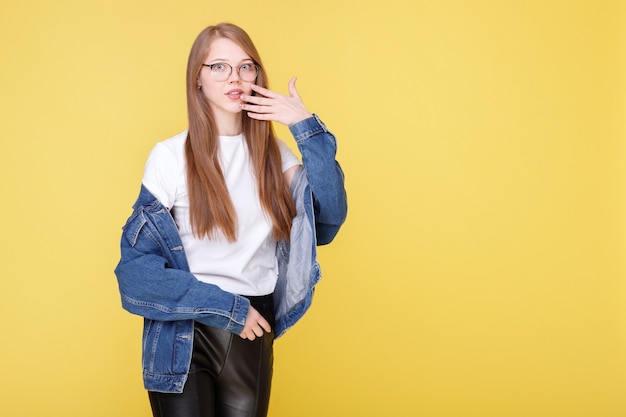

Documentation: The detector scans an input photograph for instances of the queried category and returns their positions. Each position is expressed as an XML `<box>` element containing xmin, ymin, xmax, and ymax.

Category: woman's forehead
<box><xmin>207</xmin><ymin>37</ymin><xmax>251</xmax><ymax>61</ymax></box>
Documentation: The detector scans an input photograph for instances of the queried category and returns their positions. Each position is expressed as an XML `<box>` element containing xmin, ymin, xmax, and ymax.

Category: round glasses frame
<box><xmin>201</xmin><ymin>62</ymin><xmax>260</xmax><ymax>82</ymax></box>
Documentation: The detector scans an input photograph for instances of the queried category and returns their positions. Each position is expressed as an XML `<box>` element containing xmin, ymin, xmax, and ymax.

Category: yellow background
<box><xmin>1</xmin><ymin>1</ymin><xmax>624</xmax><ymax>416</ymax></box>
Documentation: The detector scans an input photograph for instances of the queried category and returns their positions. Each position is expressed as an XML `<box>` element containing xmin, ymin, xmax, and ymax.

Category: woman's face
<box><xmin>199</xmin><ymin>37</ymin><xmax>255</xmax><ymax>121</ymax></box>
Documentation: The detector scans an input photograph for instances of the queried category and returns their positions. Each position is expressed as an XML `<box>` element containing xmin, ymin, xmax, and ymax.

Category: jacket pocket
<box><xmin>142</xmin><ymin>319</ymin><xmax>193</xmax><ymax>377</ymax></box>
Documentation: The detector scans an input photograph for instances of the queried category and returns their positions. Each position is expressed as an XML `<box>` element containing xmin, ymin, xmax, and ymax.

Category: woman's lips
<box><xmin>226</xmin><ymin>89</ymin><xmax>243</xmax><ymax>99</ymax></box>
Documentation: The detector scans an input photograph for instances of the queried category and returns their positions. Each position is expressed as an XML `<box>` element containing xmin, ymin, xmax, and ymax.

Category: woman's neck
<box><xmin>216</xmin><ymin>113</ymin><xmax>243</xmax><ymax>136</ymax></box>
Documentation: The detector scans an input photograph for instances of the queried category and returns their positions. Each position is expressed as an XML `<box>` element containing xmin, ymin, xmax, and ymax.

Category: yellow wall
<box><xmin>1</xmin><ymin>1</ymin><xmax>624</xmax><ymax>416</ymax></box>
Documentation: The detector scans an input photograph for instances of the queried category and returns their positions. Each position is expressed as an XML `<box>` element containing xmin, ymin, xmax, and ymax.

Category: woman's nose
<box><xmin>228</xmin><ymin>69</ymin><xmax>242</xmax><ymax>83</ymax></box>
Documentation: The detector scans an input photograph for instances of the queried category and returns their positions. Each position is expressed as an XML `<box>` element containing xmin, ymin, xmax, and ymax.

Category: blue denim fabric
<box><xmin>114</xmin><ymin>115</ymin><xmax>347</xmax><ymax>393</ymax></box>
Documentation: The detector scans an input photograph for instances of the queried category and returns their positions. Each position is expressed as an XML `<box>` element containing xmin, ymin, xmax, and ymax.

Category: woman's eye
<box><xmin>213</xmin><ymin>63</ymin><xmax>227</xmax><ymax>71</ymax></box>
<box><xmin>240</xmin><ymin>63</ymin><xmax>252</xmax><ymax>71</ymax></box>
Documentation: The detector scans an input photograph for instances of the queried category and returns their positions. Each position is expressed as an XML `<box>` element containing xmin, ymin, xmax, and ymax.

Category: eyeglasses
<box><xmin>201</xmin><ymin>62</ymin><xmax>260</xmax><ymax>82</ymax></box>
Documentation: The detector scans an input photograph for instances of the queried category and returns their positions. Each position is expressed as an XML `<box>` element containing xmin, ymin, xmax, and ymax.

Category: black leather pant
<box><xmin>148</xmin><ymin>294</ymin><xmax>275</xmax><ymax>417</ymax></box>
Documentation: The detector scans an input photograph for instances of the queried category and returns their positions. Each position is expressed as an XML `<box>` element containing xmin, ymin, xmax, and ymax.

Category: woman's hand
<box><xmin>241</xmin><ymin>77</ymin><xmax>312</xmax><ymax>126</ymax></box>
<box><xmin>239</xmin><ymin>306</ymin><xmax>272</xmax><ymax>341</ymax></box>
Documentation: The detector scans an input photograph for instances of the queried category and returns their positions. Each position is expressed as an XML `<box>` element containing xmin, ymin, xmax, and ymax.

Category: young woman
<box><xmin>114</xmin><ymin>23</ymin><xmax>347</xmax><ymax>417</ymax></box>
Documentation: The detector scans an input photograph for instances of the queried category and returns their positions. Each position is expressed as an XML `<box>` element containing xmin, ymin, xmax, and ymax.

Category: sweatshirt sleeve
<box><xmin>142</xmin><ymin>141</ymin><xmax>180</xmax><ymax>209</ymax></box>
<box><xmin>277</xmin><ymin>138</ymin><xmax>301</xmax><ymax>172</ymax></box>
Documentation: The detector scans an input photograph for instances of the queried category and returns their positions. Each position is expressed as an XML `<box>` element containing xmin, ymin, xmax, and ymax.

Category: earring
<box><xmin>197</xmin><ymin>85</ymin><xmax>202</xmax><ymax>90</ymax></box>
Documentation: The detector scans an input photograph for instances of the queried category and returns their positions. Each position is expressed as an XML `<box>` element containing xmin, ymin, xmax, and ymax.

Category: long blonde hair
<box><xmin>184</xmin><ymin>23</ymin><xmax>295</xmax><ymax>242</ymax></box>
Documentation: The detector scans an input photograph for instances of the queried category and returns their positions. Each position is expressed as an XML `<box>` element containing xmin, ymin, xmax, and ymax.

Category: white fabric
<box><xmin>142</xmin><ymin>130</ymin><xmax>300</xmax><ymax>296</ymax></box>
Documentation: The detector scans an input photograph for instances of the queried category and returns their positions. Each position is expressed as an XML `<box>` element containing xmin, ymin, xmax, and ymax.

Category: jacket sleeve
<box><xmin>290</xmin><ymin>114</ymin><xmax>348</xmax><ymax>245</ymax></box>
<box><xmin>114</xmin><ymin>209</ymin><xmax>249</xmax><ymax>334</ymax></box>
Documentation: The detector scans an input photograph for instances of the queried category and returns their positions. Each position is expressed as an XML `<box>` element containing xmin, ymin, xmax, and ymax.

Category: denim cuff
<box><xmin>289</xmin><ymin>114</ymin><xmax>329</xmax><ymax>143</ymax></box>
<box><xmin>227</xmin><ymin>295</ymin><xmax>250</xmax><ymax>332</ymax></box>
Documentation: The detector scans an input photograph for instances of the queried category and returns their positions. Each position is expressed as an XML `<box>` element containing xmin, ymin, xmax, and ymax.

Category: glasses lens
<box><xmin>208</xmin><ymin>63</ymin><xmax>258</xmax><ymax>81</ymax></box>
<box><xmin>210</xmin><ymin>63</ymin><xmax>231</xmax><ymax>81</ymax></box>
<box><xmin>239</xmin><ymin>63</ymin><xmax>258</xmax><ymax>82</ymax></box>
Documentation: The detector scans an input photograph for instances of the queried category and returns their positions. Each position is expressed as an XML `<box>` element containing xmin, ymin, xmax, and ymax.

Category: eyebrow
<box><xmin>206</xmin><ymin>58</ymin><xmax>254</xmax><ymax>64</ymax></box>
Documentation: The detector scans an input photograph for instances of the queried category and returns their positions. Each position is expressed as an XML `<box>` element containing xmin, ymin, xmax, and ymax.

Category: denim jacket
<box><xmin>114</xmin><ymin>115</ymin><xmax>347</xmax><ymax>393</ymax></box>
